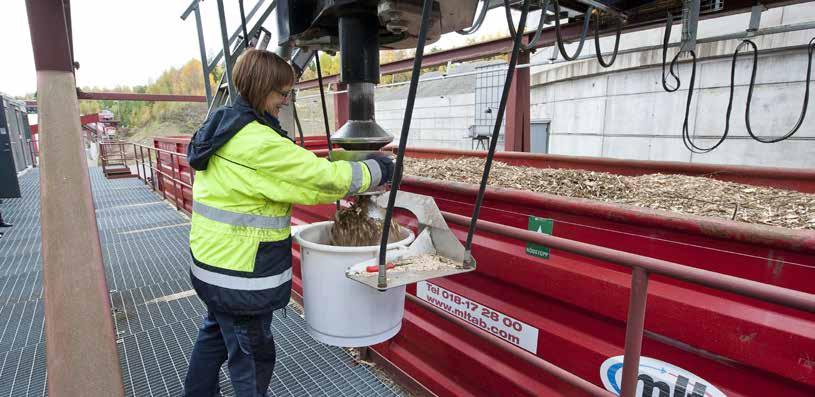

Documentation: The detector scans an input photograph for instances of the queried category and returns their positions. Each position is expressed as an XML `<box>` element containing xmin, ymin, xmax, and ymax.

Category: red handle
<box><xmin>366</xmin><ymin>263</ymin><xmax>396</xmax><ymax>272</ymax></box>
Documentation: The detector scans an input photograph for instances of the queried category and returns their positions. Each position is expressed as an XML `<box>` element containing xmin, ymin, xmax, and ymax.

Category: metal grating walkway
<box><xmin>0</xmin><ymin>168</ymin><xmax>405</xmax><ymax>397</ymax></box>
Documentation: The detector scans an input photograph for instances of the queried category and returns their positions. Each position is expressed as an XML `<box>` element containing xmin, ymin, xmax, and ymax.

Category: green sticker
<box><xmin>526</xmin><ymin>216</ymin><xmax>553</xmax><ymax>259</ymax></box>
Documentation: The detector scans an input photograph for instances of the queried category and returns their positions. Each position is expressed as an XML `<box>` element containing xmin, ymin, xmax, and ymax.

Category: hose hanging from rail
<box><xmin>458</xmin><ymin>0</ymin><xmax>489</xmax><ymax>35</ymax></box>
<box><xmin>464</xmin><ymin>0</ymin><xmax>531</xmax><ymax>254</ymax></box>
<box><xmin>680</xmin><ymin>40</ymin><xmax>767</xmax><ymax>153</ymax></box>
<box><xmin>553</xmin><ymin>0</ymin><xmax>593</xmax><ymax>61</ymax></box>
<box><xmin>661</xmin><ymin>13</ymin><xmax>683</xmax><ymax>92</ymax></box>
<box><xmin>594</xmin><ymin>11</ymin><xmax>622</xmax><ymax>67</ymax></box>
<box><xmin>673</xmin><ymin>34</ymin><xmax>814</xmax><ymax>151</ymax></box>
<box><xmin>504</xmin><ymin>0</ymin><xmax>517</xmax><ymax>39</ymax></box>
<box><xmin>524</xmin><ymin>0</ymin><xmax>550</xmax><ymax>50</ymax></box>
<box><xmin>291</xmin><ymin>96</ymin><xmax>306</xmax><ymax>148</ymax></box>
<box><xmin>314</xmin><ymin>52</ymin><xmax>333</xmax><ymax>155</ymax></box>
<box><xmin>657</xmin><ymin>11</ymin><xmax>723</xmax><ymax>153</ymax></box>
<box><xmin>376</xmin><ymin>0</ymin><xmax>436</xmax><ymax>288</ymax></box>
<box><xmin>742</xmin><ymin>38</ymin><xmax>815</xmax><ymax>143</ymax></box>
<box><xmin>315</xmin><ymin>51</ymin><xmax>340</xmax><ymax>211</ymax></box>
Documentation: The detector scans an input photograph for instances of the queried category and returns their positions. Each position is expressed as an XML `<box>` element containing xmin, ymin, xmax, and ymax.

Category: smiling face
<box><xmin>232</xmin><ymin>49</ymin><xmax>296</xmax><ymax>117</ymax></box>
<box><xmin>264</xmin><ymin>85</ymin><xmax>291</xmax><ymax>118</ymax></box>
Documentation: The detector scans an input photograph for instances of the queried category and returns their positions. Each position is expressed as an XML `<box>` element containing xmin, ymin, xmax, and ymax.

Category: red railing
<box><xmin>101</xmin><ymin>139</ymin><xmax>815</xmax><ymax>396</ymax></box>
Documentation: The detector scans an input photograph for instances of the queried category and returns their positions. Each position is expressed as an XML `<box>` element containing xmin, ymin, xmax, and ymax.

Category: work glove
<box><xmin>363</xmin><ymin>155</ymin><xmax>394</xmax><ymax>187</ymax></box>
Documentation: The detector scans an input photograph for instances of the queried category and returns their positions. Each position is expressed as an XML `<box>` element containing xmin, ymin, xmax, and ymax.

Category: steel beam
<box><xmin>216</xmin><ymin>0</ymin><xmax>237</xmax><ymax>103</ymax></box>
<box><xmin>24</xmin><ymin>1</ymin><xmax>125</xmax><ymax>396</ymax></box>
<box><xmin>77</xmin><ymin>91</ymin><xmax>207</xmax><ymax>102</ymax></box>
<box><xmin>295</xmin><ymin>0</ymin><xmax>804</xmax><ymax>90</ymax></box>
<box><xmin>194</xmin><ymin>6</ymin><xmax>213</xmax><ymax>104</ymax></box>
<box><xmin>181</xmin><ymin>0</ymin><xmax>214</xmax><ymax>105</ymax></box>
<box><xmin>26</xmin><ymin>0</ymin><xmax>74</xmax><ymax>71</ymax></box>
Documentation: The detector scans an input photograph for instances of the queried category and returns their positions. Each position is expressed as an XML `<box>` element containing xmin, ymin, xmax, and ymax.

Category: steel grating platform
<box><xmin>0</xmin><ymin>168</ymin><xmax>406</xmax><ymax>397</ymax></box>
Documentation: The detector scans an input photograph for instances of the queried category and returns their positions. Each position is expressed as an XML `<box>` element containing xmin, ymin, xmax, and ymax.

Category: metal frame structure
<box><xmin>180</xmin><ymin>0</ymin><xmax>213</xmax><ymax>104</ymax></box>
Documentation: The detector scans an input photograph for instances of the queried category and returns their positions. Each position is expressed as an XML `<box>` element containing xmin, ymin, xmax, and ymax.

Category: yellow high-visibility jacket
<box><xmin>187</xmin><ymin>98</ymin><xmax>384</xmax><ymax>314</ymax></box>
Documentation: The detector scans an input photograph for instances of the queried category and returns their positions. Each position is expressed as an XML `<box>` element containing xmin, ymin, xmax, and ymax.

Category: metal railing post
<box><xmin>617</xmin><ymin>267</ymin><xmax>650</xmax><ymax>397</ymax></box>
<box><xmin>99</xmin><ymin>143</ymin><xmax>106</xmax><ymax>173</ymax></box>
<box><xmin>170</xmin><ymin>152</ymin><xmax>181</xmax><ymax>210</ymax></box>
<box><xmin>139</xmin><ymin>146</ymin><xmax>147</xmax><ymax>184</ymax></box>
<box><xmin>147</xmin><ymin>148</ymin><xmax>156</xmax><ymax>191</ymax></box>
<box><xmin>159</xmin><ymin>150</ymin><xmax>167</xmax><ymax>201</ymax></box>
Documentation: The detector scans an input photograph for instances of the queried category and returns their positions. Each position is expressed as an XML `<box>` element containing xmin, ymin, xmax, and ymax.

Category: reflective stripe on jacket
<box><xmin>189</xmin><ymin>117</ymin><xmax>377</xmax><ymax>315</ymax></box>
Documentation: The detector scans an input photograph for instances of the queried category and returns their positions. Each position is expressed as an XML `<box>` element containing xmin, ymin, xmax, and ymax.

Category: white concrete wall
<box><xmin>375</xmin><ymin>92</ymin><xmax>476</xmax><ymax>150</ymax></box>
<box><xmin>529</xmin><ymin>3</ymin><xmax>815</xmax><ymax>168</ymax></box>
<box><xmin>284</xmin><ymin>4</ymin><xmax>815</xmax><ymax>167</ymax></box>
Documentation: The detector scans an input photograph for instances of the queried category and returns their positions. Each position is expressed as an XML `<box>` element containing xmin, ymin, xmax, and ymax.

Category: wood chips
<box><xmin>401</xmin><ymin>157</ymin><xmax>815</xmax><ymax>231</ymax></box>
<box><xmin>330</xmin><ymin>197</ymin><xmax>404</xmax><ymax>246</ymax></box>
<box><xmin>384</xmin><ymin>254</ymin><xmax>460</xmax><ymax>273</ymax></box>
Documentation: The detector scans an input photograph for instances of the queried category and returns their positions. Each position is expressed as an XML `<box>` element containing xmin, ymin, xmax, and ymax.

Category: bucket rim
<box><xmin>293</xmin><ymin>221</ymin><xmax>415</xmax><ymax>253</ymax></box>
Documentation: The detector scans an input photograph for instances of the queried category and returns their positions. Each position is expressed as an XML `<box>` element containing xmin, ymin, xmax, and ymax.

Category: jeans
<box><xmin>183</xmin><ymin>310</ymin><xmax>276</xmax><ymax>397</ymax></box>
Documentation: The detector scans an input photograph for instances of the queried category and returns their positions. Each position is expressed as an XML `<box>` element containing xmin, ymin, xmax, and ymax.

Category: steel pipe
<box><xmin>193</xmin><ymin>5</ymin><xmax>213</xmax><ymax>104</ymax></box>
<box><xmin>77</xmin><ymin>92</ymin><xmax>206</xmax><ymax>102</ymax></box>
<box><xmin>442</xmin><ymin>212</ymin><xmax>815</xmax><ymax>313</ymax></box>
<box><xmin>216</xmin><ymin>0</ymin><xmax>236</xmax><ymax>103</ymax></box>
<box><xmin>620</xmin><ymin>267</ymin><xmax>649</xmax><ymax>397</ymax></box>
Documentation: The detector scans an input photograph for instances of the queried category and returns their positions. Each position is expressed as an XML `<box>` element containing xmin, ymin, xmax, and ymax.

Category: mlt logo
<box><xmin>600</xmin><ymin>356</ymin><xmax>726</xmax><ymax>397</ymax></box>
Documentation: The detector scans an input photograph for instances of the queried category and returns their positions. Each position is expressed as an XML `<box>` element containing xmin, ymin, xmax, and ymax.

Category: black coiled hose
<box><xmin>662</xmin><ymin>13</ymin><xmax>683</xmax><ymax>92</ymax></box>
<box><xmin>459</xmin><ymin>0</ymin><xmax>489</xmax><ymax>35</ymax></box>
<box><xmin>553</xmin><ymin>0</ymin><xmax>593</xmax><ymax>61</ymax></box>
<box><xmin>594</xmin><ymin>12</ymin><xmax>622</xmax><ymax>67</ymax></box>
<box><xmin>743</xmin><ymin>38</ymin><xmax>815</xmax><ymax>143</ymax></box>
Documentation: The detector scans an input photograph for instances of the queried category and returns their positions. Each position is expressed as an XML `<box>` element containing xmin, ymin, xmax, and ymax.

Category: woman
<box><xmin>183</xmin><ymin>49</ymin><xmax>393</xmax><ymax>397</ymax></box>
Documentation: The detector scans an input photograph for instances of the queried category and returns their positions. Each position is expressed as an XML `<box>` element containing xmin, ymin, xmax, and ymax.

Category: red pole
<box><xmin>171</xmin><ymin>152</ymin><xmax>180</xmax><ymax>210</ymax></box>
<box><xmin>505</xmin><ymin>45</ymin><xmax>530</xmax><ymax>152</ymax></box>
<box><xmin>333</xmin><ymin>82</ymin><xmax>348</xmax><ymax>132</ymax></box>
<box><xmin>25</xmin><ymin>0</ymin><xmax>125</xmax><ymax>395</ymax></box>
<box><xmin>620</xmin><ymin>267</ymin><xmax>649</xmax><ymax>397</ymax></box>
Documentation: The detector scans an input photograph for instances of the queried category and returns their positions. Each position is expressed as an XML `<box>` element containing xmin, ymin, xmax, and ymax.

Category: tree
<box><xmin>299</xmin><ymin>52</ymin><xmax>340</xmax><ymax>81</ymax></box>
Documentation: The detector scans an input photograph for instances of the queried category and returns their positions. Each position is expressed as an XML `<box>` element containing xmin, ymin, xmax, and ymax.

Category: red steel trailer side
<box><xmin>152</xmin><ymin>137</ymin><xmax>815</xmax><ymax>396</ymax></box>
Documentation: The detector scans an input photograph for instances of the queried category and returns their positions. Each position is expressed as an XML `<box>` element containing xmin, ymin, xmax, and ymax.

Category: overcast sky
<box><xmin>0</xmin><ymin>1</ymin><xmax>529</xmax><ymax>97</ymax></box>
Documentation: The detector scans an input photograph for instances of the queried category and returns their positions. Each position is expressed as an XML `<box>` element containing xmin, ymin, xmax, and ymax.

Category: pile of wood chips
<box><xmin>330</xmin><ymin>197</ymin><xmax>404</xmax><ymax>246</ymax></box>
<box><xmin>401</xmin><ymin>157</ymin><xmax>815</xmax><ymax>231</ymax></box>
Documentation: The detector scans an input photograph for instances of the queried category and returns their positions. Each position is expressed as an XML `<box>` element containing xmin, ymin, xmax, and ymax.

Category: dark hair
<box><xmin>232</xmin><ymin>49</ymin><xmax>295</xmax><ymax>113</ymax></box>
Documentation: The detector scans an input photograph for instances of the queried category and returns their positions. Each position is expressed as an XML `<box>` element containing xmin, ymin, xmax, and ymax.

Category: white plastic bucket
<box><xmin>294</xmin><ymin>221</ymin><xmax>415</xmax><ymax>347</ymax></box>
